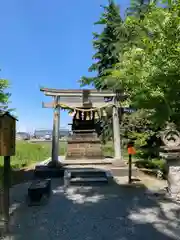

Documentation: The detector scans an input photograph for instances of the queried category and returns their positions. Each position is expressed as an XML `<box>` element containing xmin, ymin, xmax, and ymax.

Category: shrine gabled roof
<box><xmin>0</xmin><ymin>110</ymin><xmax>18</xmax><ymax>121</ymax></box>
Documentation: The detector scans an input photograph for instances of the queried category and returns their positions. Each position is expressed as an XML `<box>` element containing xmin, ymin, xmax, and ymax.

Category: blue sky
<box><xmin>0</xmin><ymin>0</ymin><xmax>130</xmax><ymax>133</ymax></box>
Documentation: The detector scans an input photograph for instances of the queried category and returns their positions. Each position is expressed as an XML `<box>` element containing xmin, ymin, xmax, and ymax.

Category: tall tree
<box><xmin>0</xmin><ymin>77</ymin><xmax>10</xmax><ymax>110</ymax></box>
<box><xmin>79</xmin><ymin>0</ymin><xmax>123</xmax><ymax>90</ymax></box>
<box><xmin>126</xmin><ymin>0</ymin><xmax>153</xmax><ymax>19</ymax></box>
<box><xmin>106</xmin><ymin>1</ymin><xmax>180</xmax><ymax>127</ymax></box>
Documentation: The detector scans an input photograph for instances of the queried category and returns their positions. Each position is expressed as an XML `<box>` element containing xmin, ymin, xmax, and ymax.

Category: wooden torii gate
<box><xmin>40</xmin><ymin>87</ymin><xmax>125</xmax><ymax>164</ymax></box>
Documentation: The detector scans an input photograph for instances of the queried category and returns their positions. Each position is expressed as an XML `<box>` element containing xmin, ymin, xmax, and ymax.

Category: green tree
<box><xmin>106</xmin><ymin>1</ymin><xmax>180</xmax><ymax>127</ymax></box>
<box><xmin>126</xmin><ymin>0</ymin><xmax>153</xmax><ymax>19</ymax></box>
<box><xmin>0</xmin><ymin>77</ymin><xmax>10</xmax><ymax>110</ymax></box>
<box><xmin>79</xmin><ymin>0</ymin><xmax>180</xmax><ymax>160</ymax></box>
<box><xmin>79</xmin><ymin>0</ymin><xmax>123</xmax><ymax>90</ymax></box>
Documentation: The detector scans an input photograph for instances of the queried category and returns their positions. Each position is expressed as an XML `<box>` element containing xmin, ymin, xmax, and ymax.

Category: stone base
<box><xmin>34</xmin><ymin>161</ymin><xmax>65</xmax><ymax>178</ymax></box>
<box><xmin>28</xmin><ymin>179</ymin><xmax>51</xmax><ymax>204</ymax></box>
<box><xmin>167</xmin><ymin>160</ymin><xmax>180</xmax><ymax>201</ymax></box>
<box><xmin>112</xmin><ymin>159</ymin><xmax>126</xmax><ymax>167</ymax></box>
<box><xmin>66</xmin><ymin>142</ymin><xmax>103</xmax><ymax>159</ymax></box>
<box><xmin>66</xmin><ymin>131</ymin><xmax>103</xmax><ymax>160</ymax></box>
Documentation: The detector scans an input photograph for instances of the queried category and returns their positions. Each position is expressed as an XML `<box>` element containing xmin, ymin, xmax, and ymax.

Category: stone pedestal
<box><xmin>66</xmin><ymin>130</ymin><xmax>103</xmax><ymax>160</ymax></box>
<box><xmin>167</xmin><ymin>159</ymin><xmax>180</xmax><ymax>199</ymax></box>
<box><xmin>160</xmin><ymin>147</ymin><xmax>180</xmax><ymax>201</ymax></box>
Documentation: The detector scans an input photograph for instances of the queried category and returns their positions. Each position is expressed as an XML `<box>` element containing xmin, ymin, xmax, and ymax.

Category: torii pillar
<box><xmin>112</xmin><ymin>98</ymin><xmax>122</xmax><ymax>164</ymax></box>
<box><xmin>51</xmin><ymin>96</ymin><xmax>60</xmax><ymax>165</ymax></box>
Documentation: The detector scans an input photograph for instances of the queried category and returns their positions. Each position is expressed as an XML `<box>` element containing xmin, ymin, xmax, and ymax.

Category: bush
<box><xmin>102</xmin><ymin>142</ymin><xmax>114</xmax><ymax>157</ymax></box>
<box><xmin>135</xmin><ymin>158</ymin><xmax>167</xmax><ymax>176</ymax></box>
<box><xmin>121</xmin><ymin>110</ymin><xmax>162</xmax><ymax>160</ymax></box>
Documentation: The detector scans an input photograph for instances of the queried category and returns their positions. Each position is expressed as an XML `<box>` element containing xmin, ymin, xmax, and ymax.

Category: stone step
<box><xmin>66</xmin><ymin>151</ymin><xmax>103</xmax><ymax>155</ymax></box>
<box><xmin>70</xmin><ymin>177</ymin><xmax>108</xmax><ymax>183</ymax></box>
<box><xmin>64</xmin><ymin>168</ymin><xmax>111</xmax><ymax>185</ymax></box>
<box><xmin>67</xmin><ymin>147</ymin><xmax>102</xmax><ymax>150</ymax></box>
<box><xmin>70</xmin><ymin>170</ymin><xmax>107</xmax><ymax>178</ymax></box>
<box><xmin>70</xmin><ymin>132</ymin><xmax>98</xmax><ymax>137</ymax></box>
<box><xmin>62</xmin><ymin>159</ymin><xmax>113</xmax><ymax>165</ymax></box>
<box><xmin>67</xmin><ymin>140</ymin><xmax>101</xmax><ymax>144</ymax></box>
<box><xmin>67</xmin><ymin>134</ymin><xmax>100</xmax><ymax>141</ymax></box>
<box><xmin>66</xmin><ymin>156</ymin><xmax>104</xmax><ymax>160</ymax></box>
<box><xmin>69</xmin><ymin>134</ymin><xmax>99</xmax><ymax>137</ymax></box>
<box><xmin>34</xmin><ymin>165</ymin><xmax>65</xmax><ymax>178</ymax></box>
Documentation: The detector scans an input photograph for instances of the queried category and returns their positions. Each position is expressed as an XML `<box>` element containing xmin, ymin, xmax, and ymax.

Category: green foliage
<box><xmin>79</xmin><ymin>0</ymin><xmax>125</xmax><ymax>143</ymax></box>
<box><xmin>79</xmin><ymin>0</ymin><xmax>180</xmax><ymax>160</ymax></box>
<box><xmin>104</xmin><ymin>1</ymin><xmax>180</xmax><ymax>127</ymax></box>
<box><xmin>121</xmin><ymin>109</ymin><xmax>154</xmax><ymax>135</ymax></box>
<box><xmin>126</xmin><ymin>0</ymin><xmax>153</xmax><ymax>19</ymax></box>
<box><xmin>102</xmin><ymin>141</ymin><xmax>114</xmax><ymax>157</ymax></box>
<box><xmin>135</xmin><ymin>158</ymin><xmax>167</xmax><ymax>176</ymax></box>
<box><xmin>0</xmin><ymin>78</ymin><xmax>10</xmax><ymax>109</ymax></box>
<box><xmin>79</xmin><ymin>0</ymin><xmax>122</xmax><ymax>90</ymax></box>
<box><xmin>121</xmin><ymin>109</ymin><xmax>162</xmax><ymax>158</ymax></box>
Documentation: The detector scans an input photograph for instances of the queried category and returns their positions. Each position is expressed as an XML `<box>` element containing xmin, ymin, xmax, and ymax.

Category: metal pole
<box><xmin>3</xmin><ymin>156</ymin><xmax>10</xmax><ymax>233</ymax></box>
<box><xmin>112</xmin><ymin>104</ymin><xmax>121</xmax><ymax>160</ymax></box>
<box><xmin>128</xmin><ymin>154</ymin><xmax>132</xmax><ymax>184</ymax></box>
<box><xmin>51</xmin><ymin>97</ymin><xmax>60</xmax><ymax>165</ymax></box>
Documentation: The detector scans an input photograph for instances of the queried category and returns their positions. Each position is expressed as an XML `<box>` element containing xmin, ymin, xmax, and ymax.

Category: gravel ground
<box><xmin>2</xmin><ymin>177</ymin><xmax>180</xmax><ymax>240</ymax></box>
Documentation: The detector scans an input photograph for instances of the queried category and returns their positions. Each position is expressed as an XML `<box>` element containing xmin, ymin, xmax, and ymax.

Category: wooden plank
<box><xmin>0</xmin><ymin>115</ymin><xmax>16</xmax><ymax>156</ymax></box>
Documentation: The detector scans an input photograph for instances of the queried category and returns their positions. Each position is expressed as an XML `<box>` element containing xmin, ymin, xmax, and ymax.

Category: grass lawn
<box><xmin>0</xmin><ymin>141</ymin><xmax>68</xmax><ymax>170</ymax></box>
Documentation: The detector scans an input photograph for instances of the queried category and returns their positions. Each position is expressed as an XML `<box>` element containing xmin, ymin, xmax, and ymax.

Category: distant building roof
<box><xmin>16</xmin><ymin>132</ymin><xmax>30</xmax><ymax>140</ymax></box>
<box><xmin>34</xmin><ymin>130</ymin><xmax>52</xmax><ymax>135</ymax></box>
<box><xmin>34</xmin><ymin>129</ymin><xmax>69</xmax><ymax>137</ymax></box>
<box><xmin>16</xmin><ymin>132</ymin><xmax>30</xmax><ymax>136</ymax></box>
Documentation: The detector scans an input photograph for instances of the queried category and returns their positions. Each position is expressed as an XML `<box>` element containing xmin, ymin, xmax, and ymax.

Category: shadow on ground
<box><xmin>4</xmin><ymin>166</ymin><xmax>180</xmax><ymax>240</ymax></box>
<box><xmin>0</xmin><ymin>166</ymin><xmax>35</xmax><ymax>237</ymax></box>
<box><xmin>0</xmin><ymin>166</ymin><xmax>35</xmax><ymax>187</ymax></box>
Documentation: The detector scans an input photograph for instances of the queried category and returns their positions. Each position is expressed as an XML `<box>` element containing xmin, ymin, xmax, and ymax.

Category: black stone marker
<box><xmin>28</xmin><ymin>179</ymin><xmax>51</xmax><ymax>205</ymax></box>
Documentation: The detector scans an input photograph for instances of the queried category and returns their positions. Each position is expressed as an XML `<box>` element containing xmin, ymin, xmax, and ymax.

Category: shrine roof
<box><xmin>0</xmin><ymin>110</ymin><xmax>18</xmax><ymax>121</ymax></box>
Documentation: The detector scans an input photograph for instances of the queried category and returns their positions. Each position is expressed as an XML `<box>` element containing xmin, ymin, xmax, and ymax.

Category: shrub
<box><xmin>135</xmin><ymin>158</ymin><xmax>167</xmax><ymax>176</ymax></box>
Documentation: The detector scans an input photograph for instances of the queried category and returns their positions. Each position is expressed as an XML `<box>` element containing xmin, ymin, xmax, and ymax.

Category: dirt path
<box><xmin>1</xmin><ymin>164</ymin><xmax>179</xmax><ymax>240</ymax></box>
<box><xmin>3</xmin><ymin>177</ymin><xmax>180</xmax><ymax>240</ymax></box>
